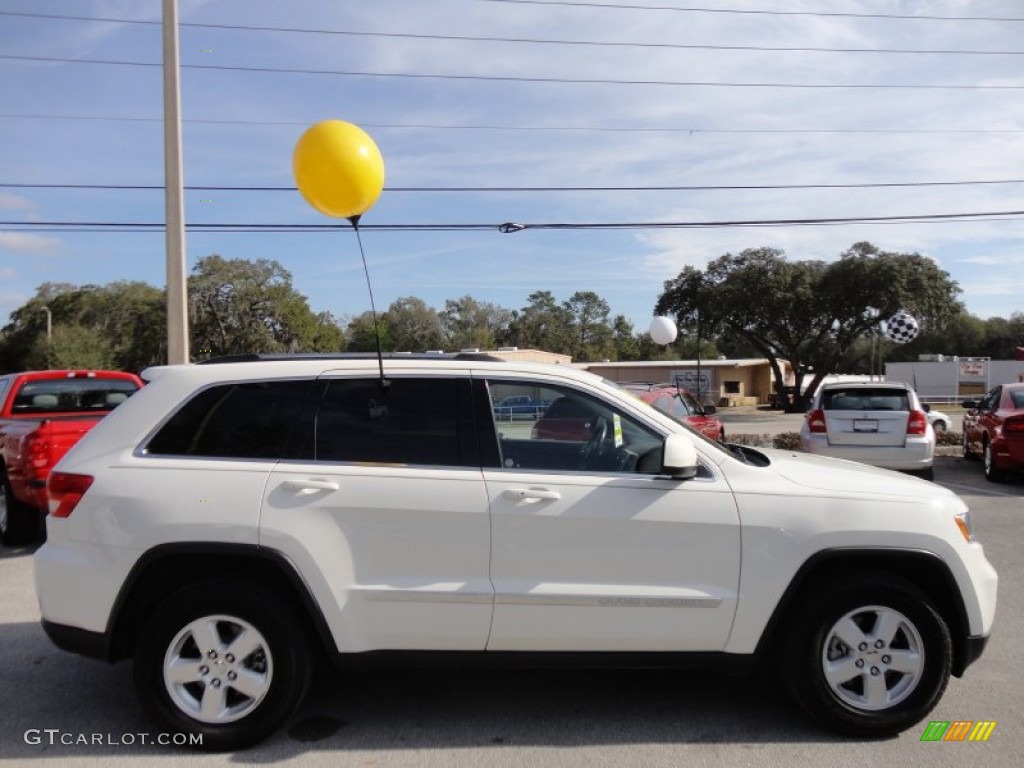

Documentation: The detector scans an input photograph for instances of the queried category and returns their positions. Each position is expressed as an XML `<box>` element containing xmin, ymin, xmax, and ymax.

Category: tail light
<box><xmin>807</xmin><ymin>409</ymin><xmax>827</xmax><ymax>433</ymax></box>
<box><xmin>1005</xmin><ymin>416</ymin><xmax>1024</xmax><ymax>435</ymax></box>
<box><xmin>907</xmin><ymin>410</ymin><xmax>928</xmax><ymax>435</ymax></box>
<box><xmin>48</xmin><ymin>472</ymin><xmax>93</xmax><ymax>518</ymax></box>
<box><xmin>25</xmin><ymin>433</ymin><xmax>51</xmax><ymax>472</ymax></box>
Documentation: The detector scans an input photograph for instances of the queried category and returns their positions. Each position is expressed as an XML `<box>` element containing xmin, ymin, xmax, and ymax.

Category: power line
<box><xmin>3</xmin><ymin>210</ymin><xmax>1022</xmax><ymax>232</ymax></box>
<box><xmin>1</xmin><ymin>112</ymin><xmax>1019</xmax><ymax>134</ymax></box>
<box><xmin>2</xmin><ymin>10</ymin><xmax>1021</xmax><ymax>55</ymax></box>
<box><xmin>3</xmin><ymin>180</ymin><xmax>1024</xmax><ymax>193</ymax></box>
<box><xmin>476</xmin><ymin>0</ymin><xmax>1024</xmax><ymax>23</ymax></box>
<box><xmin>3</xmin><ymin>53</ymin><xmax>1021</xmax><ymax>90</ymax></box>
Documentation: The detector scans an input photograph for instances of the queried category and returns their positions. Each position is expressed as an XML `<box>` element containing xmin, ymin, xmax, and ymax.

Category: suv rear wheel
<box><xmin>783</xmin><ymin>573</ymin><xmax>952</xmax><ymax>737</ymax></box>
<box><xmin>133</xmin><ymin>580</ymin><xmax>313</xmax><ymax>751</ymax></box>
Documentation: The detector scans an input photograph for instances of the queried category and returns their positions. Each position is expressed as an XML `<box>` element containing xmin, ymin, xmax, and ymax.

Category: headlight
<box><xmin>954</xmin><ymin>511</ymin><xmax>974</xmax><ymax>542</ymax></box>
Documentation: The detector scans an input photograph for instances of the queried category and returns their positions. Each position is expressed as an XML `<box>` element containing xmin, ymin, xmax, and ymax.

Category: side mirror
<box><xmin>702</xmin><ymin>405</ymin><xmax>717</xmax><ymax>415</ymax></box>
<box><xmin>962</xmin><ymin>400</ymin><xmax>978</xmax><ymax>410</ymax></box>
<box><xmin>662</xmin><ymin>433</ymin><xmax>699</xmax><ymax>480</ymax></box>
<box><xmin>922</xmin><ymin>403</ymin><xmax>931</xmax><ymax>413</ymax></box>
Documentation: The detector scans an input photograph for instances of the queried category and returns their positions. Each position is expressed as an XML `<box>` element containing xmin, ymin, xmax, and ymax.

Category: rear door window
<box><xmin>314</xmin><ymin>377</ymin><xmax>474</xmax><ymax>467</ymax></box>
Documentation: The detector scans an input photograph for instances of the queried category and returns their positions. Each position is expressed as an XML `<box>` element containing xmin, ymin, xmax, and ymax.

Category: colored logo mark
<box><xmin>920</xmin><ymin>720</ymin><xmax>996</xmax><ymax>742</ymax></box>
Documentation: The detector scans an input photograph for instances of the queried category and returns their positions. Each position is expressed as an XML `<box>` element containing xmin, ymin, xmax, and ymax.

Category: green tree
<box><xmin>93</xmin><ymin>281</ymin><xmax>167</xmax><ymax>370</ymax></box>
<box><xmin>345</xmin><ymin>311</ymin><xmax>392</xmax><ymax>352</ymax></box>
<box><xmin>189</xmin><ymin>255</ymin><xmax>343</xmax><ymax>355</ymax></box>
<box><xmin>0</xmin><ymin>281</ymin><xmax>165</xmax><ymax>372</ymax></box>
<box><xmin>505</xmin><ymin>291</ymin><xmax>576</xmax><ymax>355</ymax></box>
<box><xmin>563</xmin><ymin>291</ymin><xmax>614</xmax><ymax>361</ymax></box>
<box><xmin>440</xmin><ymin>295</ymin><xmax>511</xmax><ymax>351</ymax></box>
<box><xmin>656</xmin><ymin>242</ymin><xmax>963</xmax><ymax>411</ymax></box>
<box><xmin>25</xmin><ymin>324</ymin><xmax>115</xmax><ymax>370</ymax></box>
<box><xmin>611</xmin><ymin>315</ymin><xmax>642</xmax><ymax>360</ymax></box>
<box><xmin>979</xmin><ymin>313</ymin><xmax>1024</xmax><ymax>359</ymax></box>
<box><xmin>385</xmin><ymin>296</ymin><xmax>444</xmax><ymax>351</ymax></box>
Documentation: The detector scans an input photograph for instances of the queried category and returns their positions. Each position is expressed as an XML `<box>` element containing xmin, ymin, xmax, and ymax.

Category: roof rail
<box><xmin>196</xmin><ymin>352</ymin><xmax>506</xmax><ymax>365</ymax></box>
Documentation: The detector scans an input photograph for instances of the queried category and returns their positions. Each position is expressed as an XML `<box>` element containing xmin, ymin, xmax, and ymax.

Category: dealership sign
<box><xmin>958</xmin><ymin>361</ymin><xmax>986</xmax><ymax>378</ymax></box>
<box><xmin>672</xmin><ymin>370</ymin><xmax>712</xmax><ymax>392</ymax></box>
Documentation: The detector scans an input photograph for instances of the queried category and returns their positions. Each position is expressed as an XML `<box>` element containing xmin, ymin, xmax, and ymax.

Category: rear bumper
<box><xmin>800</xmin><ymin>435</ymin><xmax>933</xmax><ymax>470</ymax></box>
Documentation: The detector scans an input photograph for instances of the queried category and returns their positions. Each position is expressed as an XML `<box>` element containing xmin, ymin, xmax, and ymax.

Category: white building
<box><xmin>885</xmin><ymin>358</ymin><xmax>1024</xmax><ymax>402</ymax></box>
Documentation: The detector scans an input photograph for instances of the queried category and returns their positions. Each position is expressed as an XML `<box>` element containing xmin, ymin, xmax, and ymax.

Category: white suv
<box><xmin>35</xmin><ymin>355</ymin><xmax>997</xmax><ymax>751</ymax></box>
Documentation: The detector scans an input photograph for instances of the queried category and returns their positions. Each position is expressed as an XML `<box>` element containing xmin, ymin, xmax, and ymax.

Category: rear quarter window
<box><xmin>144</xmin><ymin>379</ymin><xmax>313</xmax><ymax>459</ymax></box>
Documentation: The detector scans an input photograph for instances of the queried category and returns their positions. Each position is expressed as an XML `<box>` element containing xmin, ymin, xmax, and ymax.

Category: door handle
<box><xmin>503</xmin><ymin>488</ymin><xmax>561</xmax><ymax>501</ymax></box>
<box><xmin>282</xmin><ymin>479</ymin><xmax>340</xmax><ymax>495</ymax></box>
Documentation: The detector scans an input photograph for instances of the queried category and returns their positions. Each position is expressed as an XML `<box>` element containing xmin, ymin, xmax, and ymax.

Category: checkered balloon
<box><xmin>883</xmin><ymin>311</ymin><xmax>920</xmax><ymax>344</ymax></box>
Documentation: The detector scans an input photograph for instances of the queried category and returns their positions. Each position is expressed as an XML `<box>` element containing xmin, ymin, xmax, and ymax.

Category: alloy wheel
<box><xmin>820</xmin><ymin>604</ymin><xmax>924</xmax><ymax>711</ymax></box>
<box><xmin>162</xmin><ymin>614</ymin><xmax>274</xmax><ymax>724</ymax></box>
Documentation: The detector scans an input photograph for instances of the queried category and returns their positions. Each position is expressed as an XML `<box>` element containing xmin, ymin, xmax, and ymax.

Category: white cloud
<box><xmin>3</xmin><ymin>0</ymin><xmax>1023</xmax><ymax>329</ymax></box>
<box><xmin>0</xmin><ymin>232</ymin><xmax>61</xmax><ymax>255</ymax></box>
<box><xmin>0</xmin><ymin>193</ymin><xmax>35</xmax><ymax>212</ymax></box>
<box><xmin>0</xmin><ymin>291</ymin><xmax>28</xmax><ymax>323</ymax></box>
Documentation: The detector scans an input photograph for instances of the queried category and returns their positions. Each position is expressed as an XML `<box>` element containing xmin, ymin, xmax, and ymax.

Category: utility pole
<box><xmin>163</xmin><ymin>0</ymin><xmax>189</xmax><ymax>364</ymax></box>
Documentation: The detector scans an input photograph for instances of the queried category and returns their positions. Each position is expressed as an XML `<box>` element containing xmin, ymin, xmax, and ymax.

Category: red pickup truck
<box><xmin>0</xmin><ymin>370</ymin><xmax>142</xmax><ymax>545</ymax></box>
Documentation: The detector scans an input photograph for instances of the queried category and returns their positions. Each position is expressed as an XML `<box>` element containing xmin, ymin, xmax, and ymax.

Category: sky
<box><xmin>1</xmin><ymin>0</ymin><xmax>1022</xmax><ymax>343</ymax></box>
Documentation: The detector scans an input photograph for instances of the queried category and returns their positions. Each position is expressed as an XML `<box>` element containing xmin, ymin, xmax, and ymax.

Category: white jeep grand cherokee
<box><xmin>35</xmin><ymin>354</ymin><xmax>997</xmax><ymax>751</ymax></box>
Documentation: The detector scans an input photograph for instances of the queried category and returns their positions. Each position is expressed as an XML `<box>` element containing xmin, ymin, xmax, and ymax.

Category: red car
<box><xmin>623</xmin><ymin>383</ymin><xmax>726</xmax><ymax>441</ymax></box>
<box><xmin>962</xmin><ymin>382</ymin><xmax>1024</xmax><ymax>482</ymax></box>
<box><xmin>531</xmin><ymin>384</ymin><xmax>726</xmax><ymax>443</ymax></box>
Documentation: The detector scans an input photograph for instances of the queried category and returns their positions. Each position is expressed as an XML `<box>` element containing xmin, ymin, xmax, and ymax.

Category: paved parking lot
<box><xmin>0</xmin><ymin>456</ymin><xmax>1020</xmax><ymax>767</ymax></box>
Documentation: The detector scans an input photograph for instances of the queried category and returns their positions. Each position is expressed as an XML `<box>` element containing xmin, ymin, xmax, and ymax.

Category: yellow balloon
<box><xmin>293</xmin><ymin>120</ymin><xmax>385</xmax><ymax>219</ymax></box>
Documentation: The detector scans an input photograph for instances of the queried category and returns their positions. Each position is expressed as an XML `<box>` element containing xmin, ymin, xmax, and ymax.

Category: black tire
<box><xmin>0</xmin><ymin>471</ymin><xmax>41</xmax><ymax>546</ymax></box>
<box><xmin>133</xmin><ymin>580</ymin><xmax>314</xmax><ymax>752</ymax></box>
<box><xmin>983</xmin><ymin>440</ymin><xmax>1006</xmax><ymax>483</ymax></box>
<box><xmin>912</xmin><ymin>467</ymin><xmax>934</xmax><ymax>482</ymax></box>
<box><xmin>782</xmin><ymin>573</ymin><xmax>952</xmax><ymax>738</ymax></box>
<box><xmin>962</xmin><ymin>431</ymin><xmax>977</xmax><ymax>461</ymax></box>
<box><xmin>931</xmin><ymin>420</ymin><xmax>947</xmax><ymax>434</ymax></box>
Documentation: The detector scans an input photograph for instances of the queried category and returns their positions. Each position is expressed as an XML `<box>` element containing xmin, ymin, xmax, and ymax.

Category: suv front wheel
<box><xmin>783</xmin><ymin>573</ymin><xmax>952</xmax><ymax>737</ymax></box>
<box><xmin>133</xmin><ymin>580</ymin><xmax>313</xmax><ymax>751</ymax></box>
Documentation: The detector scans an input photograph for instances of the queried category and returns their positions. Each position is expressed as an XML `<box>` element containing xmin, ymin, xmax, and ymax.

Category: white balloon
<box><xmin>649</xmin><ymin>316</ymin><xmax>678</xmax><ymax>345</ymax></box>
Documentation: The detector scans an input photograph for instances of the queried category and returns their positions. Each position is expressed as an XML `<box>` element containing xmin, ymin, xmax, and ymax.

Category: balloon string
<box><xmin>350</xmin><ymin>216</ymin><xmax>388</xmax><ymax>389</ymax></box>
